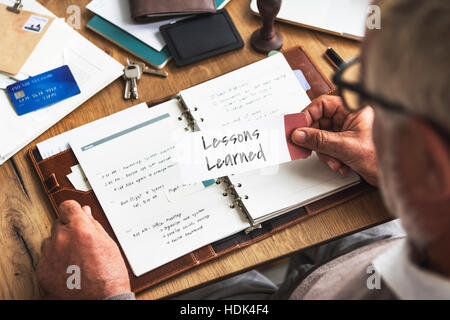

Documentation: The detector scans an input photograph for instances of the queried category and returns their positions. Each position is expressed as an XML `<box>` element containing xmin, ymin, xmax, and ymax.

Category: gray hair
<box><xmin>364</xmin><ymin>0</ymin><xmax>450</xmax><ymax>134</ymax></box>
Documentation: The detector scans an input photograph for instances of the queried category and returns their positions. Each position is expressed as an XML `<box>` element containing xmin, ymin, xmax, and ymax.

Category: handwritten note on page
<box><xmin>180</xmin><ymin>53</ymin><xmax>311</xmax><ymax>130</ymax></box>
<box><xmin>176</xmin><ymin>113</ymin><xmax>311</xmax><ymax>183</ymax></box>
<box><xmin>70</xmin><ymin>99</ymin><xmax>250</xmax><ymax>276</ymax></box>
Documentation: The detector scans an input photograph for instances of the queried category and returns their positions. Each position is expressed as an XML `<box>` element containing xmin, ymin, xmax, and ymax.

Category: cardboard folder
<box><xmin>0</xmin><ymin>4</ymin><xmax>53</xmax><ymax>75</ymax></box>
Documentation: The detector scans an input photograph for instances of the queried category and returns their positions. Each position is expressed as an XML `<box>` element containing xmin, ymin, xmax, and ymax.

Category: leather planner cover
<box><xmin>29</xmin><ymin>46</ymin><xmax>374</xmax><ymax>294</ymax></box>
<box><xmin>129</xmin><ymin>0</ymin><xmax>217</xmax><ymax>22</ymax></box>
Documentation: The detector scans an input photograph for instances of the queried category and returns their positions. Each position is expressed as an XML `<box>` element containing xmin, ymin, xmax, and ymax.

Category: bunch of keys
<box><xmin>123</xmin><ymin>58</ymin><xmax>168</xmax><ymax>100</ymax></box>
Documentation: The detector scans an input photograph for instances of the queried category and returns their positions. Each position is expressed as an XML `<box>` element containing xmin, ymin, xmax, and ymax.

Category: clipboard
<box><xmin>0</xmin><ymin>3</ymin><xmax>54</xmax><ymax>75</ymax></box>
<box><xmin>29</xmin><ymin>46</ymin><xmax>374</xmax><ymax>293</ymax></box>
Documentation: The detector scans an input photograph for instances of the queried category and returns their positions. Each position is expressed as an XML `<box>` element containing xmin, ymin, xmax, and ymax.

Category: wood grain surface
<box><xmin>0</xmin><ymin>0</ymin><xmax>392</xmax><ymax>300</ymax></box>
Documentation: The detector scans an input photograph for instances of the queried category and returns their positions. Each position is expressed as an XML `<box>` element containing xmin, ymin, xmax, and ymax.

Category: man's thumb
<box><xmin>291</xmin><ymin>128</ymin><xmax>344</xmax><ymax>158</ymax></box>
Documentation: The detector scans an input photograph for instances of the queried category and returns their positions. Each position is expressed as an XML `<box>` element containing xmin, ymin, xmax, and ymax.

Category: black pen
<box><xmin>325</xmin><ymin>47</ymin><xmax>344</xmax><ymax>69</ymax></box>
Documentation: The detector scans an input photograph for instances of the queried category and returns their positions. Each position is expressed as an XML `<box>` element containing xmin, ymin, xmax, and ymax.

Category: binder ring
<box><xmin>183</xmin><ymin>118</ymin><xmax>203</xmax><ymax>131</ymax></box>
<box><xmin>176</xmin><ymin>96</ymin><xmax>198</xmax><ymax>131</ymax></box>
<box><xmin>225</xmin><ymin>183</ymin><xmax>242</xmax><ymax>191</ymax></box>
<box><xmin>178</xmin><ymin>107</ymin><xmax>198</xmax><ymax>120</ymax></box>
<box><xmin>184</xmin><ymin>118</ymin><xmax>197</xmax><ymax>131</ymax></box>
<box><xmin>220</xmin><ymin>178</ymin><xmax>256</xmax><ymax>233</ymax></box>
<box><xmin>229</xmin><ymin>196</ymin><xmax>248</xmax><ymax>208</ymax></box>
<box><xmin>178</xmin><ymin>110</ymin><xmax>191</xmax><ymax>121</ymax></box>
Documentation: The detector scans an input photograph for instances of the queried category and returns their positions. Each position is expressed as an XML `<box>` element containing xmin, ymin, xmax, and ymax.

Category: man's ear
<box><xmin>394</xmin><ymin>118</ymin><xmax>450</xmax><ymax>204</ymax></box>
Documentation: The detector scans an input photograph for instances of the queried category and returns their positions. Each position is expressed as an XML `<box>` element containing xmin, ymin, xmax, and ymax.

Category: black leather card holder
<box><xmin>160</xmin><ymin>9</ymin><xmax>244</xmax><ymax>67</ymax></box>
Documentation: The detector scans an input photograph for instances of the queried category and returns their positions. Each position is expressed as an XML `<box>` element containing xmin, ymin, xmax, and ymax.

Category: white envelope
<box><xmin>0</xmin><ymin>0</ymin><xmax>123</xmax><ymax>165</ymax></box>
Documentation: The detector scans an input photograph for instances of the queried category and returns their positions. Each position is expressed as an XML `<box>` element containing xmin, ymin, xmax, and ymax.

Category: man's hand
<box><xmin>37</xmin><ymin>200</ymin><xmax>131</xmax><ymax>300</ymax></box>
<box><xmin>291</xmin><ymin>95</ymin><xmax>378</xmax><ymax>186</ymax></box>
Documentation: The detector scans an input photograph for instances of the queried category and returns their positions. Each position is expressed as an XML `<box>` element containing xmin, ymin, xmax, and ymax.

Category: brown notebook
<box><xmin>29</xmin><ymin>47</ymin><xmax>372</xmax><ymax>293</ymax></box>
<box><xmin>129</xmin><ymin>0</ymin><xmax>216</xmax><ymax>22</ymax></box>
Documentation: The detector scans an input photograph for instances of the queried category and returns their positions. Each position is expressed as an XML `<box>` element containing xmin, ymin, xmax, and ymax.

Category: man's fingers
<box><xmin>317</xmin><ymin>153</ymin><xmax>343</xmax><ymax>171</ymax></box>
<box><xmin>58</xmin><ymin>200</ymin><xmax>84</xmax><ymax>224</ymax></box>
<box><xmin>82</xmin><ymin>205</ymin><xmax>93</xmax><ymax>219</ymax></box>
<box><xmin>338</xmin><ymin>165</ymin><xmax>351</xmax><ymax>175</ymax></box>
<box><xmin>319</xmin><ymin>118</ymin><xmax>332</xmax><ymax>130</ymax></box>
<box><xmin>302</xmin><ymin>95</ymin><xmax>350</xmax><ymax>128</ymax></box>
<box><xmin>40</xmin><ymin>238</ymin><xmax>52</xmax><ymax>257</ymax></box>
<box><xmin>317</xmin><ymin>153</ymin><xmax>352</xmax><ymax>175</ymax></box>
<box><xmin>291</xmin><ymin>127</ymin><xmax>346</xmax><ymax>159</ymax></box>
<box><xmin>51</xmin><ymin>219</ymin><xmax>64</xmax><ymax>239</ymax></box>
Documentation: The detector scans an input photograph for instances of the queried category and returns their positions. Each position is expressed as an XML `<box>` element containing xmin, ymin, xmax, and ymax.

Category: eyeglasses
<box><xmin>332</xmin><ymin>57</ymin><xmax>409</xmax><ymax>113</ymax></box>
<box><xmin>332</xmin><ymin>57</ymin><xmax>449</xmax><ymax>142</ymax></box>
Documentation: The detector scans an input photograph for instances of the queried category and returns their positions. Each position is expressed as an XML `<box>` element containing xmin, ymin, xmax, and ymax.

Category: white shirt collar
<box><xmin>372</xmin><ymin>239</ymin><xmax>450</xmax><ymax>299</ymax></box>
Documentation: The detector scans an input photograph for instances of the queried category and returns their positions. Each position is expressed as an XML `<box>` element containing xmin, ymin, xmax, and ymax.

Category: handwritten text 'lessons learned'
<box><xmin>176</xmin><ymin>113</ymin><xmax>311</xmax><ymax>183</ymax></box>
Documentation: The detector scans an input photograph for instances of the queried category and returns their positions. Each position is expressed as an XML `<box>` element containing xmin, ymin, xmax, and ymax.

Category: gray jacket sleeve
<box><xmin>104</xmin><ymin>292</ymin><xmax>136</xmax><ymax>300</ymax></box>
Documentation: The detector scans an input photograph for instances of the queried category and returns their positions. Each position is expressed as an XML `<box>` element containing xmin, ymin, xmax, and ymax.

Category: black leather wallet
<box><xmin>160</xmin><ymin>10</ymin><xmax>244</xmax><ymax>67</ymax></box>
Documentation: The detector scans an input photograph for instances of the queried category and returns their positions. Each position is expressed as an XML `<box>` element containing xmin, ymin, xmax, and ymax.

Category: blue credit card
<box><xmin>7</xmin><ymin>65</ymin><xmax>81</xmax><ymax>116</ymax></box>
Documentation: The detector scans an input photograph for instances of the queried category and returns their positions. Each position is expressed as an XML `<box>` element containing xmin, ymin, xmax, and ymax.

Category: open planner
<box><xmin>30</xmin><ymin>47</ymin><xmax>371</xmax><ymax>292</ymax></box>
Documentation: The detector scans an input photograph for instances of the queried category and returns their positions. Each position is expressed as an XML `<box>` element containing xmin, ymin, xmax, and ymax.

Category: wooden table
<box><xmin>0</xmin><ymin>0</ymin><xmax>393</xmax><ymax>300</ymax></box>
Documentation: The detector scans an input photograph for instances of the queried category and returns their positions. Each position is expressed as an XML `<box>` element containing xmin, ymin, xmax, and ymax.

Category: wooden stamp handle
<box><xmin>258</xmin><ymin>0</ymin><xmax>281</xmax><ymax>40</ymax></box>
<box><xmin>251</xmin><ymin>0</ymin><xmax>283</xmax><ymax>53</ymax></box>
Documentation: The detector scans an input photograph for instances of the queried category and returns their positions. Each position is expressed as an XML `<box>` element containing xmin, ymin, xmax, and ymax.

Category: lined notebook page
<box><xmin>70</xmin><ymin>100</ymin><xmax>249</xmax><ymax>276</ymax></box>
<box><xmin>228</xmin><ymin>154</ymin><xmax>360</xmax><ymax>223</ymax></box>
<box><xmin>179</xmin><ymin>53</ymin><xmax>360</xmax><ymax>223</ymax></box>
<box><xmin>180</xmin><ymin>53</ymin><xmax>311</xmax><ymax>129</ymax></box>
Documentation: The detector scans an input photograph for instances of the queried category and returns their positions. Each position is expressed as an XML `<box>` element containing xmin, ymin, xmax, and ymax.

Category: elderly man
<box><xmin>37</xmin><ymin>0</ymin><xmax>450</xmax><ymax>299</ymax></box>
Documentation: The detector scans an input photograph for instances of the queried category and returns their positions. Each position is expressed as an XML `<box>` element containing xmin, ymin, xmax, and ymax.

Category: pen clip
<box><xmin>325</xmin><ymin>47</ymin><xmax>344</xmax><ymax>70</ymax></box>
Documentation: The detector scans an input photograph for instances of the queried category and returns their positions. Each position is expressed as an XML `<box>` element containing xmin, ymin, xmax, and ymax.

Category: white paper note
<box><xmin>176</xmin><ymin>113</ymin><xmax>311</xmax><ymax>183</ymax></box>
<box><xmin>67</xmin><ymin>165</ymin><xmax>92</xmax><ymax>192</ymax></box>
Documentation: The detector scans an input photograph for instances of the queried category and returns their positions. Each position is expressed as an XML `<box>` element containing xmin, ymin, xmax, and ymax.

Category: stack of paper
<box><xmin>250</xmin><ymin>0</ymin><xmax>371</xmax><ymax>40</ymax></box>
<box><xmin>86</xmin><ymin>0</ymin><xmax>178</xmax><ymax>52</ymax></box>
<box><xmin>85</xmin><ymin>0</ymin><xmax>231</xmax><ymax>69</ymax></box>
<box><xmin>0</xmin><ymin>0</ymin><xmax>123</xmax><ymax>165</ymax></box>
